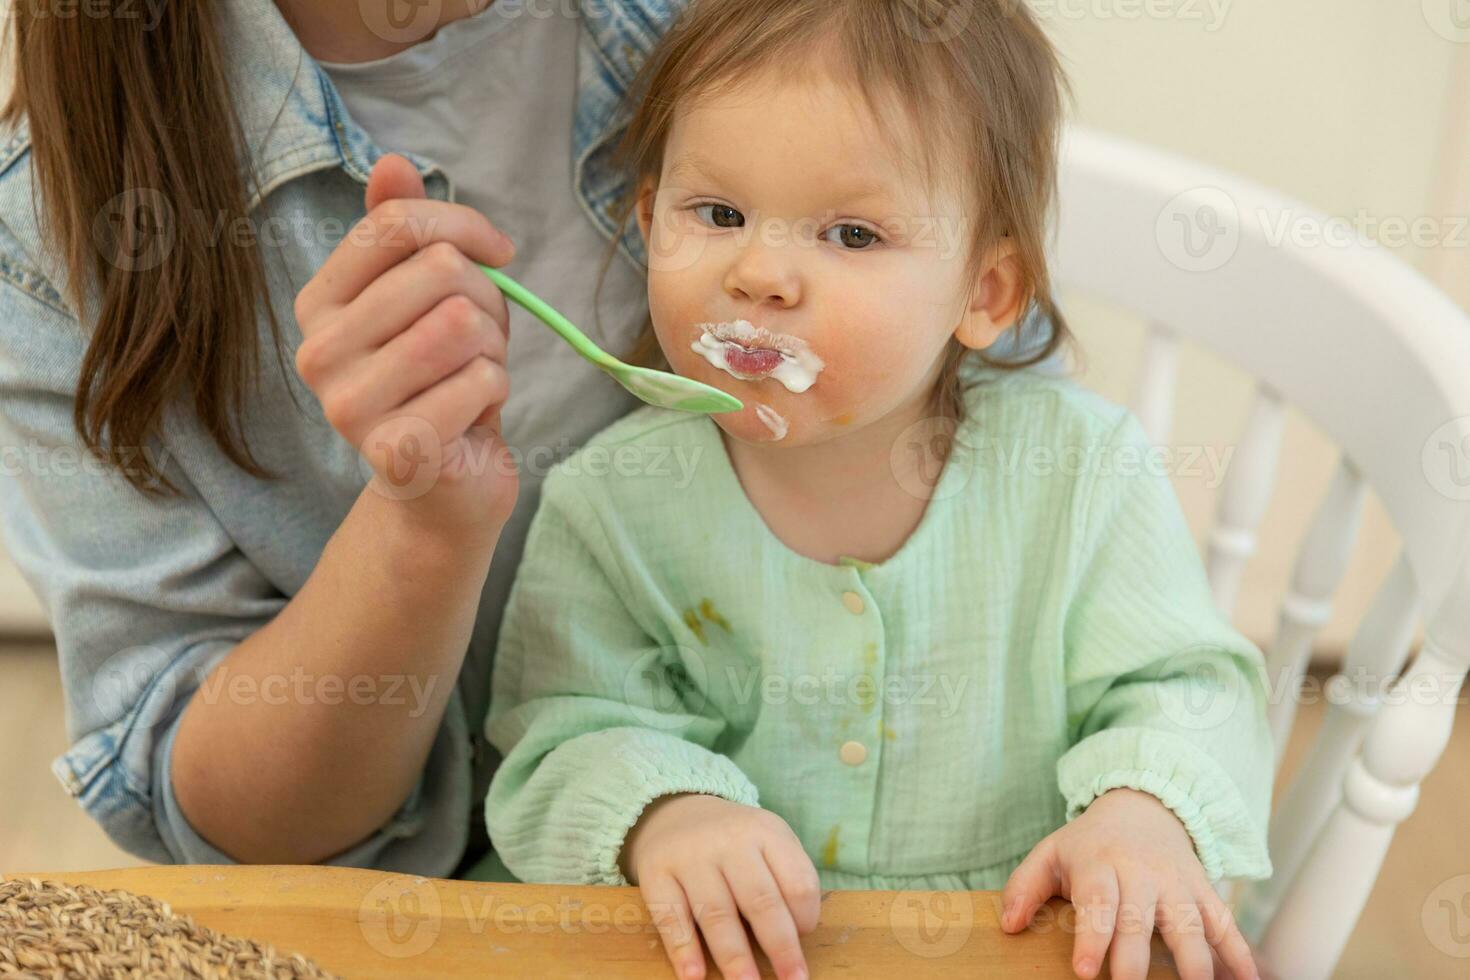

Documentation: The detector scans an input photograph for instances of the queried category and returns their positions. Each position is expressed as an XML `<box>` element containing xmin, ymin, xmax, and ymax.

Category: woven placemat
<box><xmin>0</xmin><ymin>876</ymin><xmax>340</xmax><ymax>979</ymax></box>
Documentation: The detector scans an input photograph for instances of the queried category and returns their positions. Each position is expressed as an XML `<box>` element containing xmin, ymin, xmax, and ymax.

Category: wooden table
<box><xmin>11</xmin><ymin>866</ymin><xmax>1178</xmax><ymax>977</ymax></box>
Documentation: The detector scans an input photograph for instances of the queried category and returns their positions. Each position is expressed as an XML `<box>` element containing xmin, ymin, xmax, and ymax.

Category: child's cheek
<box><xmin>805</xmin><ymin>331</ymin><xmax>904</xmax><ymax>413</ymax></box>
<box><xmin>709</xmin><ymin>339</ymin><xmax>898</xmax><ymax>445</ymax></box>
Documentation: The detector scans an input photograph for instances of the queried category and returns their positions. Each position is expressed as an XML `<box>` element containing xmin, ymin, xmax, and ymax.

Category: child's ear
<box><xmin>954</xmin><ymin>240</ymin><xmax>1027</xmax><ymax>351</ymax></box>
<box><xmin>634</xmin><ymin>176</ymin><xmax>656</xmax><ymax>249</ymax></box>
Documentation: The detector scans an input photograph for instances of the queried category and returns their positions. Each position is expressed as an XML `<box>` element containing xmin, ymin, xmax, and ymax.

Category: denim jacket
<box><xmin>0</xmin><ymin>0</ymin><xmax>687</xmax><ymax>876</ymax></box>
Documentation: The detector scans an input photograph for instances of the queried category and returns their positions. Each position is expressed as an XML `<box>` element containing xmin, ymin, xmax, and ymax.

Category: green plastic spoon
<box><xmin>479</xmin><ymin>264</ymin><xmax>743</xmax><ymax>415</ymax></box>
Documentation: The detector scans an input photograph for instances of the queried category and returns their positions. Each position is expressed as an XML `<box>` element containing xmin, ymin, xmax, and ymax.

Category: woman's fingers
<box><xmin>341</xmin><ymin>238</ymin><xmax>514</xmax><ymax>357</ymax></box>
<box><xmin>295</xmin><ymin>238</ymin><xmax>509</xmax><ymax>390</ymax></box>
<box><xmin>1108</xmin><ymin>876</ymin><xmax>1158</xmax><ymax>980</ymax></box>
<box><xmin>724</xmin><ymin>856</ymin><xmax>809</xmax><ymax>980</ymax></box>
<box><xmin>363</xmin><ymin>151</ymin><xmax>426</xmax><ymax>212</ymax></box>
<box><xmin>291</xmin><ymin>150</ymin><xmax>520</xmax><ymax>464</ymax></box>
<box><xmin>294</xmin><ymin>194</ymin><xmax>514</xmax><ymax>326</ymax></box>
<box><xmin>1156</xmin><ymin>886</ymin><xmax>1215</xmax><ymax>980</ymax></box>
<box><xmin>328</xmin><ymin>294</ymin><xmax>509</xmax><ymax>431</ymax></box>
<box><xmin>1000</xmin><ymin>837</ymin><xmax>1060</xmax><ymax>932</ymax></box>
<box><xmin>471</xmin><ymin>399</ymin><xmax>504</xmax><ymax>436</ymax></box>
<box><xmin>386</xmin><ymin>355</ymin><xmax>509</xmax><ymax>457</ymax></box>
<box><xmin>683</xmin><ymin>868</ymin><xmax>761</xmax><ymax>980</ymax></box>
<box><xmin>1069</xmin><ymin>863</ymin><xmax>1119</xmax><ymax>980</ymax></box>
<box><xmin>641</xmin><ymin>873</ymin><xmax>707</xmax><ymax>980</ymax></box>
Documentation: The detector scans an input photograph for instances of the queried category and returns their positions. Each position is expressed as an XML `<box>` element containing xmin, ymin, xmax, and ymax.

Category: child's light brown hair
<box><xmin>590</xmin><ymin>0</ymin><xmax>1075</xmax><ymax>423</ymax></box>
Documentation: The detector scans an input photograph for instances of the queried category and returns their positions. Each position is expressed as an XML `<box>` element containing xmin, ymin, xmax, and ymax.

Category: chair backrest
<box><xmin>1051</xmin><ymin>123</ymin><xmax>1470</xmax><ymax>980</ymax></box>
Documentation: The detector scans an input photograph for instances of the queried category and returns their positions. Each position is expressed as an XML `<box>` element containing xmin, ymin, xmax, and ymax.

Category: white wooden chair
<box><xmin>1051</xmin><ymin>123</ymin><xmax>1470</xmax><ymax>980</ymax></box>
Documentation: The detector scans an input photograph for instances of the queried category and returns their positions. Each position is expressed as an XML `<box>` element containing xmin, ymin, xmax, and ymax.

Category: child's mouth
<box><xmin>690</xmin><ymin>319</ymin><xmax>824</xmax><ymax>392</ymax></box>
<box><xmin>722</xmin><ymin>343</ymin><xmax>785</xmax><ymax>377</ymax></box>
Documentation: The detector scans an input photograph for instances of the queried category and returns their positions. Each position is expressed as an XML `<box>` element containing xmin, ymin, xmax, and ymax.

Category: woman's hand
<box><xmin>621</xmin><ymin>794</ymin><xmax>821</xmax><ymax>980</ymax></box>
<box><xmin>292</xmin><ymin>152</ymin><xmax>520</xmax><ymax>536</ymax></box>
<box><xmin>1000</xmin><ymin>787</ymin><xmax>1260</xmax><ymax>980</ymax></box>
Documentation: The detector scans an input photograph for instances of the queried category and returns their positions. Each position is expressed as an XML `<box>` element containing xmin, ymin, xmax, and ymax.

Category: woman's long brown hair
<box><xmin>2</xmin><ymin>3</ymin><xmax>291</xmax><ymax>497</ymax></box>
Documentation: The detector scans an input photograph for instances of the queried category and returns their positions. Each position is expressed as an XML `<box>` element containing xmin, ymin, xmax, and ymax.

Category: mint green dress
<box><xmin>480</xmin><ymin>367</ymin><xmax>1275</xmax><ymax>890</ymax></box>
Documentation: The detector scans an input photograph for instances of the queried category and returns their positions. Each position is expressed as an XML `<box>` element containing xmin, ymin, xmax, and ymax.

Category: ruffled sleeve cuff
<box><xmin>1056</xmin><ymin>726</ymin><xmax>1273</xmax><ymax>882</ymax></box>
<box><xmin>488</xmin><ymin>727</ymin><xmax>760</xmax><ymax>887</ymax></box>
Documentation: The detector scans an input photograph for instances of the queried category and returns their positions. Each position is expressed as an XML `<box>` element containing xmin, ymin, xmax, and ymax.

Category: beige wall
<box><xmin>1034</xmin><ymin>0</ymin><xmax>1468</xmax><ymax>654</ymax></box>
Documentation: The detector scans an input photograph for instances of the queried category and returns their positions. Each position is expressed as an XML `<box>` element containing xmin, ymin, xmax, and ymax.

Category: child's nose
<box><xmin>723</xmin><ymin>239</ymin><xmax>801</xmax><ymax>310</ymax></box>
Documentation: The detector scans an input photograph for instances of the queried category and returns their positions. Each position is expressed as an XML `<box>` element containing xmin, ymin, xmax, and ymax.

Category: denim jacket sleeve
<box><xmin>0</xmin><ymin>241</ymin><xmax>442</xmax><ymax>865</ymax></box>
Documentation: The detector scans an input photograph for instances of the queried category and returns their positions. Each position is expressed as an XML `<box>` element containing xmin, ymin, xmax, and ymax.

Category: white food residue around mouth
<box><xmin>690</xmin><ymin>319</ymin><xmax>824</xmax><ymax>393</ymax></box>
<box><xmin>754</xmin><ymin>403</ymin><xmax>788</xmax><ymax>441</ymax></box>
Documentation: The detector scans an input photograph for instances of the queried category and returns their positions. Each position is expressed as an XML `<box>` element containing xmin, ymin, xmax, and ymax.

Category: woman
<box><xmin>0</xmin><ymin>0</ymin><xmax>1056</xmax><ymax>877</ymax></box>
<box><xmin>0</xmin><ymin>0</ymin><xmax>690</xmax><ymax>877</ymax></box>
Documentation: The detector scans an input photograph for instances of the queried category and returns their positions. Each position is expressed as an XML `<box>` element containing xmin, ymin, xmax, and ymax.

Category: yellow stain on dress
<box><xmin>699</xmin><ymin>598</ymin><xmax>732</xmax><ymax>634</ymax></box>
<box><xmin>878</xmin><ymin>718</ymin><xmax>897</xmax><ymax>741</ymax></box>
<box><xmin>856</xmin><ymin>643</ymin><xmax>879</xmax><ymax>713</ymax></box>
<box><xmin>821</xmin><ymin>825</ymin><xmax>841</xmax><ymax>868</ymax></box>
<box><xmin>682</xmin><ymin>609</ymin><xmax>707</xmax><ymax>645</ymax></box>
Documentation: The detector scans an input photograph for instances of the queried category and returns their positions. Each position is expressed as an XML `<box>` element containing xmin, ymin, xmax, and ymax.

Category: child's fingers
<box><xmin>683</xmin><ymin>868</ymin><xmax>761</xmax><ymax>980</ymax></box>
<box><xmin>1155</xmin><ymin>886</ymin><xmax>1214</xmax><ymax>980</ymax></box>
<box><xmin>1000</xmin><ymin>837</ymin><xmax>1060</xmax><ymax>932</ymax></box>
<box><xmin>723</xmin><ymin>857</ymin><xmax>809</xmax><ymax>980</ymax></box>
<box><xmin>640</xmin><ymin>873</ymin><xmax>706</xmax><ymax>980</ymax></box>
<box><xmin>763</xmin><ymin>839</ymin><xmax>822</xmax><ymax>934</ymax></box>
<box><xmin>1068</xmin><ymin>863</ymin><xmax>1119</xmax><ymax>980</ymax></box>
<box><xmin>1196</xmin><ymin>886</ymin><xmax>1260</xmax><ymax>980</ymax></box>
<box><xmin>1211</xmin><ymin>941</ymin><xmax>1268</xmax><ymax>980</ymax></box>
<box><xmin>1107</xmin><ymin>877</ymin><xmax>1157</xmax><ymax>980</ymax></box>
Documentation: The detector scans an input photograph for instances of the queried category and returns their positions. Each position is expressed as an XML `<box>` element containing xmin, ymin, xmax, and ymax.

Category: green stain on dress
<box><xmin>699</xmin><ymin>598</ymin><xmax>732</xmax><ymax>633</ymax></box>
<box><xmin>821</xmin><ymin>825</ymin><xmax>841</xmax><ymax>868</ymax></box>
<box><xmin>682</xmin><ymin>609</ymin><xmax>707</xmax><ymax>645</ymax></box>
<box><xmin>857</xmin><ymin>642</ymin><xmax>879</xmax><ymax>712</ymax></box>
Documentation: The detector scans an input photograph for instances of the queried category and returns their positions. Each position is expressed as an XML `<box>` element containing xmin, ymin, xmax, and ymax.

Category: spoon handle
<box><xmin>479</xmin><ymin>264</ymin><xmax>617</xmax><ymax>368</ymax></box>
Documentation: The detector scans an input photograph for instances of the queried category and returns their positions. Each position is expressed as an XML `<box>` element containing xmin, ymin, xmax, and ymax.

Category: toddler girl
<box><xmin>483</xmin><ymin>3</ymin><xmax>1272</xmax><ymax>980</ymax></box>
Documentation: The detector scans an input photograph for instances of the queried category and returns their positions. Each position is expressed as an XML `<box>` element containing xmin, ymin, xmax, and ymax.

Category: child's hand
<box><xmin>620</xmin><ymin>793</ymin><xmax>821</xmax><ymax>980</ymax></box>
<box><xmin>1000</xmin><ymin>787</ymin><xmax>1260</xmax><ymax>980</ymax></box>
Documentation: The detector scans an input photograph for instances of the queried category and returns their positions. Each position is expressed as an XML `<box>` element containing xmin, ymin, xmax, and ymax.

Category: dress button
<box><xmin>839</xmin><ymin>740</ymin><xmax>868</xmax><ymax>766</ymax></box>
<box><xmin>841</xmin><ymin>591</ymin><xmax>865</xmax><ymax>615</ymax></box>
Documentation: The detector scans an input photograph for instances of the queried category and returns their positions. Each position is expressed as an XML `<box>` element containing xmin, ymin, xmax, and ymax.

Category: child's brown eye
<box><xmin>828</xmin><ymin>224</ymin><xmax>880</xmax><ymax>249</ymax></box>
<box><xmin>694</xmin><ymin>203</ymin><xmax>744</xmax><ymax>228</ymax></box>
